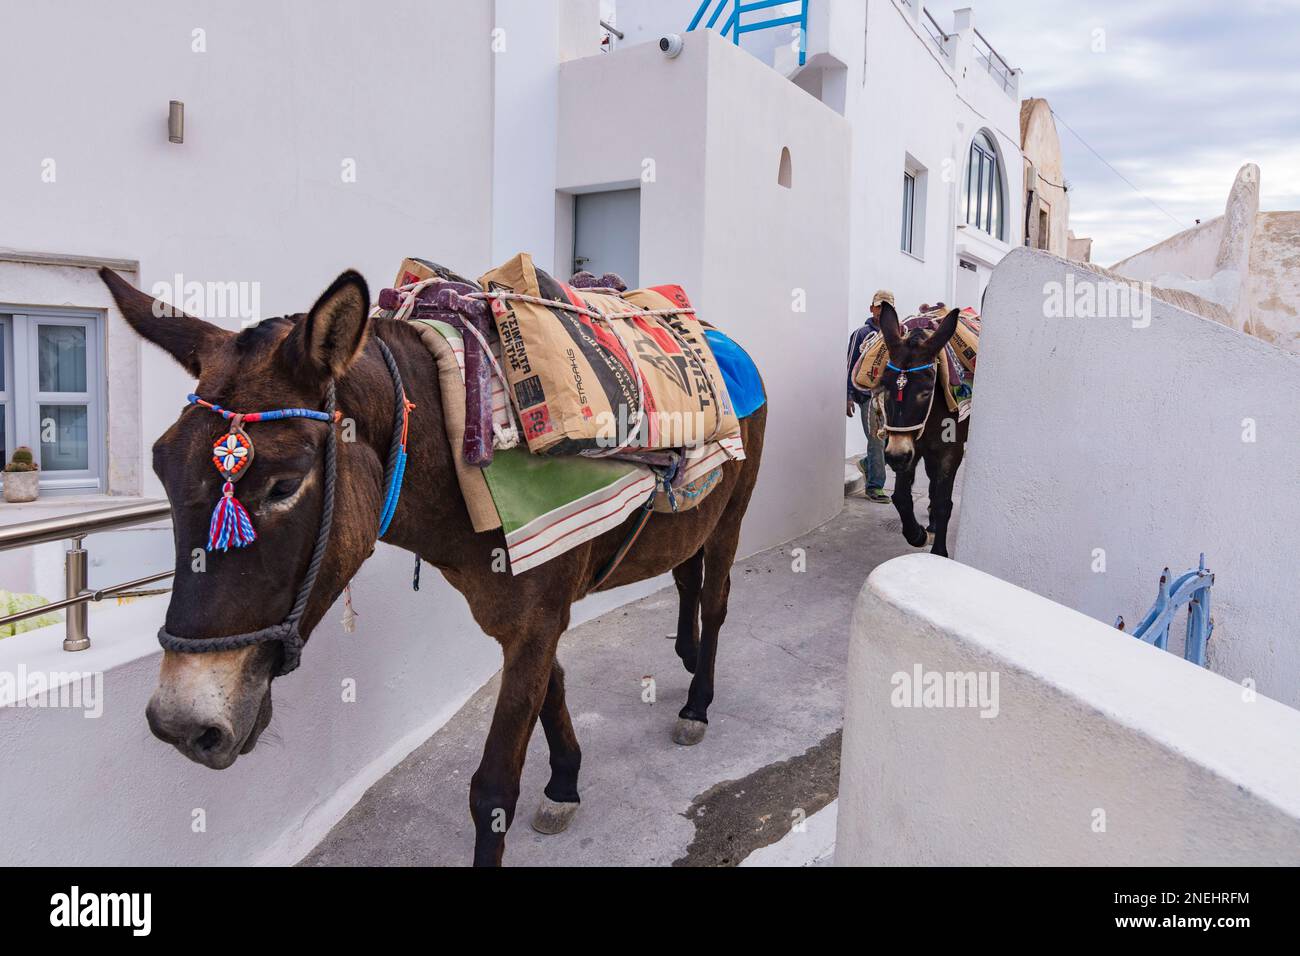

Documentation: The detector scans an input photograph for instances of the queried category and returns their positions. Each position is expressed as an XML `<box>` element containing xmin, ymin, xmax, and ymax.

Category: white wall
<box><xmin>838</xmin><ymin>553</ymin><xmax>1300</xmax><ymax>865</ymax></box>
<box><xmin>956</xmin><ymin>248</ymin><xmax>1300</xmax><ymax>709</ymax></box>
<box><xmin>0</xmin><ymin>0</ymin><xmax>497</xmax><ymax>504</ymax></box>
<box><xmin>1111</xmin><ymin>217</ymin><xmax>1224</xmax><ymax>283</ymax></box>
<box><xmin>558</xmin><ymin>30</ymin><xmax>852</xmax><ymax>552</ymax></box>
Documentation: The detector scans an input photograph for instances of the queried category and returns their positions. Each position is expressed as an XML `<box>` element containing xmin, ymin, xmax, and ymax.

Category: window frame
<box><xmin>901</xmin><ymin>170</ymin><xmax>916</xmax><ymax>254</ymax></box>
<box><xmin>0</xmin><ymin>317</ymin><xmax>12</xmax><ymax>471</ymax></box>
<box><xmin>965</xmin><ymin>131</ymin><xmax>1006</xmax><ymax>242</ymax></box>
<box><xmin>0</xmin><ymin>306</ymin><xmax>105</xmax><ymax>493</ymax></box>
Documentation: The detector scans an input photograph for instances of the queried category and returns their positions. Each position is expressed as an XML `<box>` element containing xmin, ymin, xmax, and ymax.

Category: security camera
<box><xmin>659</xmin><ymin>34</ymin><xmax>684</xmax><ymax>58</ymax></box>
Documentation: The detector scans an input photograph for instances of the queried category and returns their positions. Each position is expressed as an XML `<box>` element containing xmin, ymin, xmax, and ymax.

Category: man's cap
<box><xmin>871</xmin><ymin>289</ymin><xmax>895</xmax><ymax>308</ymax></box>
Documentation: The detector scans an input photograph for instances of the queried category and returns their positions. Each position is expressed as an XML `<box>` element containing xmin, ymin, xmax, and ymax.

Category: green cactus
<box><xmin>4</xmin><ymin>446</ymin><xmax>38</xmax><ymax>473</ymax></box>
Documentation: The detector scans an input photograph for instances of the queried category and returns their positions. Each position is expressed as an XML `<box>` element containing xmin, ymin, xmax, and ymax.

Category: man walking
<box><xmin>847</xmin><ymin>289</ymin><xmax>893</xmax><ymax>503</ymax></box>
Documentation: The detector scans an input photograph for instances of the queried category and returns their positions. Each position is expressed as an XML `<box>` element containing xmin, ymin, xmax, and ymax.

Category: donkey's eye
<box><xmin>266</xmin><ymin>477</ymin><xmax>302</xmax><ymax>502</ymax></box>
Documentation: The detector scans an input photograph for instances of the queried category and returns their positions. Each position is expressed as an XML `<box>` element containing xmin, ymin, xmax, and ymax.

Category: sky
<box><xmin>927</xmin><ymin>0</ymin><xmax>1300</xmax><ymax>264</ymax></box>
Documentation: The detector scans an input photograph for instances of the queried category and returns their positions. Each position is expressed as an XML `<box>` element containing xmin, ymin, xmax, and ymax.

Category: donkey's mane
<box><xmin>234</xmin><ymin>315</ymin><xmax>298</xmax><ymax>352</ymax></box>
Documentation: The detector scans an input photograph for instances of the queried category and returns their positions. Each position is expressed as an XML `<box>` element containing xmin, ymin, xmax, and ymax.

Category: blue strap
<box><xmin>377</xmin><ymin>447</ymin><xmax>407</xmax><ymax>537</ymax></box>
<box><xmin>886</xmin><ymin>362</ymin><xmax>934</xmax><ymax>374</ymax></box>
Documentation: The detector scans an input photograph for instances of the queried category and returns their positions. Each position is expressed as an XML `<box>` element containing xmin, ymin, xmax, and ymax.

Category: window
<box><xmin>0</xmin><ymin>309</ymin><xmax>103</xmax><ymax>492</ymax></box>
<box><xmin>964</xmin><ymin>131</ymin><xmax>1004</xmax><ymax>241</ymax></box>
<box><xmin>901</xmin><ymin>171</ymin><xmax>916</xmax><ymax>253</ymax></box>
<box><xmin>900</xmin><ymin>156</ymin><xmax>927</xmax><ymax>259</ymax></box>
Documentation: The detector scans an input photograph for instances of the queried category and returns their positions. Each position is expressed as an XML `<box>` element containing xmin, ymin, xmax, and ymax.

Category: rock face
<box><xmin>1246</xmin><ymin>211</ymin><xmax>1300</xmax><ymax>353</ymax></box>
<box><xmin>1111</xmin><ymin>163</ymin><xmax>1300</xmax><ymax>354</ymax></box>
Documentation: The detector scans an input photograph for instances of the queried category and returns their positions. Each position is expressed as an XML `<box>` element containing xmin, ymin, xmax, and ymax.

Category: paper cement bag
<box><xmin>479</xmin><ymin>253</ymin><xmax>740</xmax><ymax>457</ymax></box>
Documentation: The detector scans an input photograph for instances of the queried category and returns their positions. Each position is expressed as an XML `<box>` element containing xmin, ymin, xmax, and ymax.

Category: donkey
<box><xmin>99</xmin><ymin>267</ymin><xmax>765</xmax><ymax>867</ymax></box>
<box><xmin>875</xmin><ymin>302</ymin><xmax>967</xmax><ymax>558</ymax></box>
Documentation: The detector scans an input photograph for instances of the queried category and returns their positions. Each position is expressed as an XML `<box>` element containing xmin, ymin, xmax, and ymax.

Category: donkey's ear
<box><xmin>98</xmin><ymin>267</ymin><xmax>231</xmax><ymax>377</ymax></box>
<box><xmin>878</xmin><ymin>301</ymin><xmax>904</xmax><ymax>354</ymax></box>
<box><xmin>925</xmin><ymin>308</ymin><xmax>961</xmax><ymax>354</ymax></box>
<box><xmin>286</xmin><ymin>270</ymin><xmax>370</xmax><ymax>381</ymax></box>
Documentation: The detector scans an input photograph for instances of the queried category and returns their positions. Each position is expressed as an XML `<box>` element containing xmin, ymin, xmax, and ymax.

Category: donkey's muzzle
<box><xmin>884</xmin><ymin>432</ymin><xmax>916</xmax><ymax>472</ymax></box>
<box><xmin>146</xmin><ymin>695</ymin><xmax>240</xmax><ymax>769</ymax></box>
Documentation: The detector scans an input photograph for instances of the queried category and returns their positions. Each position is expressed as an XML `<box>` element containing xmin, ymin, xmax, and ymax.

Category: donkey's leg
<box><xmin>531</xmin><ymin>660</ymin><xmax>583</xmax><ymax>835</ymax></box>
<box><xmin>673</xmin><ymin>542</ymin><xmax>735</xmax><ymax>746</ymax></box>
<box><xmin>672</xmin><ymin>548</ymin><xmax>704</xmax><ymax>674</ymax></box>
<box><xmin>469</xmin><ymin>632</ymin><xmax>560</xmax><ymax>866</ymax></box>
<box><xmin>925</xmin><ymin>448</ymin><xmax>964</xmax><ymax>558</ymax></box>
<box><xmin>892</xmin><ymin>465</ymin><xmax>927</xmax><ymax>547</ymax></box>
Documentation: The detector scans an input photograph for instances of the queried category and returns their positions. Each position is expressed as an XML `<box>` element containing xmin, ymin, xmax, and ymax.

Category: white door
<box><xmin>955</xmin><ymin>258</ymin><xmax>981</xmax><ymax>312</ymax></box>
<box><xmin>573</xmin><ymin>188</ymin><xmax>640</xmax><ymax>288</ymax></box>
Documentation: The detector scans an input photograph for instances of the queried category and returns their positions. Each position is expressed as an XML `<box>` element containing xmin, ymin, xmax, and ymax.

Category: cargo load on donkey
<box><xmin>480</xmin><ymin>253</ymin><xmax>741</xmax><ymax>457</ymax></box>
<box><xmin>851</xmin><ymin>304</ymin><xmax>980</xmax><ymax>421</ymax></box>
<box><xmin>373</xmin><ymin>254</ymin><xmax>763</xmax><ymax>574</ymax></box>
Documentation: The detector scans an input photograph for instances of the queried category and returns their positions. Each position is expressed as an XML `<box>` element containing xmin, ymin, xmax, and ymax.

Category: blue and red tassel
<box><xmin>208</xmin><ymin>480</ymin><xmax>257</xmax><ymax>551</ymax></box>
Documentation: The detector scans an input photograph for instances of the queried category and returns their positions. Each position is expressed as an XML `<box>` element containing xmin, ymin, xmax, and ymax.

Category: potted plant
<box><xmin>3</xmin><ymin>447</ymin><xmax>40</xmax><ymax>503</ymax></box>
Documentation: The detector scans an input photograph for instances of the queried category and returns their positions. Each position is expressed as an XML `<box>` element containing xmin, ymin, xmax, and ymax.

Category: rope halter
<box><xmin>157</xmin><ymin>338</ymin><xmax>411</xmax><ymax>676</ymax></box>
<box><xmin>882</xmin><ymin>360</ymin><xmax>936</xmax><ymax>434</ymax></box>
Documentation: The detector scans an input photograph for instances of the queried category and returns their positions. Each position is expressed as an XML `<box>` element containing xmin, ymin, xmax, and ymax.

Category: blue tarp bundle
<box><xmin>704</xmin><ymin>329</ymin><xmax>765</xmax><ymax>420</ymax></box>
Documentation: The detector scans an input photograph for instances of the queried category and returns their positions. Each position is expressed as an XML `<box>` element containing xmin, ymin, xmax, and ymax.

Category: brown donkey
<box><xmin>100</xmin><ymin>267</ymin><xmax>765</xmax><ymax>866</ymax></box>
<box><xmin>875</xmin><ymin>302</ymin><xmax>967</xmax><ymax>558</ymax></box>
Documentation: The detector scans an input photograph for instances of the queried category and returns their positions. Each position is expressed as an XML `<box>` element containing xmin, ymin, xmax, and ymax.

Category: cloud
<box><xmin>928</xmin><ymin>0</ymin><xmax>1300</xmax><ymax>262</ymax></box>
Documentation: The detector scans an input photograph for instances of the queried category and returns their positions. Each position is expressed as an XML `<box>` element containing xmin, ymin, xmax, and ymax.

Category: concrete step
<box><xmin>844</xmin><ymin>461</ymin><xmax>864</xmax><ymax>497</ymax></box>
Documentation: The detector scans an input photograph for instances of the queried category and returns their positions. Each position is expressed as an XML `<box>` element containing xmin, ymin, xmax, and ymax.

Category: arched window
<box><xmin>777</xmin><ymin>146</ymin><xmax>792</xmax><ymax>188</ymax></box>
<box><xmin>963</xmin><ymin>131</ymin><xmax>1004</xmax><ymax>240</ymax></box>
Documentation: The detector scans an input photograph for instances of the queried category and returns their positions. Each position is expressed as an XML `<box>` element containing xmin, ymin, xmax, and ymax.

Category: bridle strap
<box><xmin>157</xmin><ymin>335</ymin><xmax>410</xmax><ymax>676</ymax></box>
<box><xmin>157</xmin><ymin>380</ymin><xmax>338</xmax><ymax>676</ymax></box>
<box><xmin>886</xmin><ymin>361</ymin><xmax>934</xmax><ymax>374</ymax></box>
<box><xmin>882</xmin><ymin>360</ymin><xmax>937</xmax><ymax>435</ymax></box>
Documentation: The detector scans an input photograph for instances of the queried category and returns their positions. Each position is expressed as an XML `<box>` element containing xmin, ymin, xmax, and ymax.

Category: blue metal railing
<box><xmin>688</xmin><ymin>0</ymin><xmax>809</xmax><ymax>67</ymax></box>
<box><xmin>1115</xmin><ymin>554</ymin><xmax>1215</xmax><ymax>666</ymax></box>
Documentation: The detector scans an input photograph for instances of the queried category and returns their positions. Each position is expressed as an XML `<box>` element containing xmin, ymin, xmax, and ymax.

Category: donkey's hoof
<box><xmin>531</xmin><ymin>796</ymin><xmax>579</xmax><ymax>835</ymax></box>
<box><xmin>672</xmin><ymin>718</ymin><xmax>708</xmax><ymax>746</ymax></box>
<box><xmin>904</xmin><ymin>526</ymin><xmax>928</xmax><ymax>547</ymax></box>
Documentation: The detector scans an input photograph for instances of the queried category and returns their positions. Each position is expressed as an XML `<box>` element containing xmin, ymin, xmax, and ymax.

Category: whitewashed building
<box><xmin>613</xmin><ymin>1</ymin><xmax>1024</xmax><ymax>456</ymax></box>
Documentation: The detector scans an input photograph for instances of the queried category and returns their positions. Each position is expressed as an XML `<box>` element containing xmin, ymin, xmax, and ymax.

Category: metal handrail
<box><xmin>0</xmin><ymin>500</ymin><xmax>172</xmax><ymax>651</ymax></box>
<box><xmin>922</xmin><ymin>7</ymin><xmax>949</xmax><ymax>41</ymax></box>
<box><xmin>920</xmin><ymin>7</ymin><xmax>950</xmax><ymax>56</ymax></box>
<box><xmin>972</xmin><ymin>26</ymin><xmax>1013</xmax><ymax>92</ymax></box>
<box><xmin>0</xmin><ymin>500</ymin><xmax>169</xmax><ymax>552</ymax></box>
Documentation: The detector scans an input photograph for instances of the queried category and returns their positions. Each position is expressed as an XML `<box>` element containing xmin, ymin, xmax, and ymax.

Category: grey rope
<box><xmin>156</xmin><ymin>336</ymin><xmax>408</xmax><ymax>676</ymax></box>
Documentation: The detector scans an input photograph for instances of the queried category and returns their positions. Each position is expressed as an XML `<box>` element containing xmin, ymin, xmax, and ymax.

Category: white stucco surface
<box><xmin>956</xmin><ymin>248</ymin><xmax>1300</xmax><ymax>709</ymax></box>
<box><xmin>837</xmin><ymin>553</ymin><xmax>1300</xmax><ymax>866</ymax></box>
<box><xmin>557</xmin><ymin>30</ymin><xmax>852</xmax><ymax>553</ymax></box>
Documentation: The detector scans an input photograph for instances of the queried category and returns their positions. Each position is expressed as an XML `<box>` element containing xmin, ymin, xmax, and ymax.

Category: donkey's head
<box><xmin>877</xmin><ymin>303</ymin><xmax>960</xmax><ymax>471</ymax></box>
<box><xmin>101</xmin><ymin>269</ymin><xmax>388</xmax><ymax>769</ymax></box>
